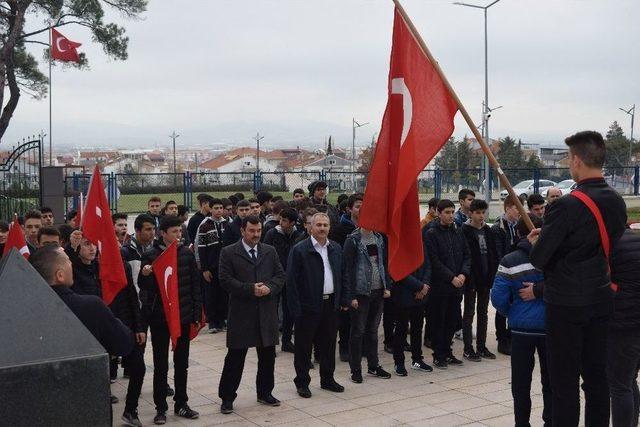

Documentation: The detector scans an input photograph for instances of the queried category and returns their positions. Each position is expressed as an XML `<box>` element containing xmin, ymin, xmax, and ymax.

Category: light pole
<box><xmin>254</xmin><ymin>132</ymin><xmax>264</xmax><ymax>172</ymax></box>
<box><xmin>169</xmin><ymin>131</ymin><xmax>180</xmax><ymax>186</ymax></box>
<box><xmin>619</xmin><ymin>104</ymin><xmax>635</xmax><ymax>164</ymax></box>
<box><xmin>454</xmin><ymin>0</ymin><xmax>501</xmax><ymax>200</ymax></box>
<box><xmin>352</xmin><ymin>118</ymin><xmax>369</xmax><ymax>173</ymax></box>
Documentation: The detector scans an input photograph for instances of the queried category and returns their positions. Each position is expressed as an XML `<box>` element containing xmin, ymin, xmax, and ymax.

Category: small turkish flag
<box><xmin>152</xmin><ymin>241</ymin><xmax>182</xmax><ymax>350</ymax></box>
<box><xmin>82</xmin><ymin>165</ymin><xmax>127</xmax><ymax>304</ymax></box>
<box><xmin>51</xmin><ymin>28</ymin><xmax>82</xmax><ymax>63</ymax></box>
<box><xmin>359</xmin><ymin>7</ymin><xmax>458</xmax><ymax>280</ymax></box>
<box><xmin>2</xmin><ymin>216</ymin><xmax>29</xmax><ymax>258</ymax></box>
<box><xmin>189</xmin><ymin>307</ymin><xmax>206</xmax><ymax>341</ymax></box>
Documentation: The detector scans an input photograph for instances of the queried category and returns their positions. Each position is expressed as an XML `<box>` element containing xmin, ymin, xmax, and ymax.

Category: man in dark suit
<box><xmin>287</xmin><ymin>212</ymin><xmax>349</xmax><ymax>398</ymax></box>
<box><xmin>217</xmin><ymin>215</ymin><xmax>286</xmax><ymax>414</ymax></box>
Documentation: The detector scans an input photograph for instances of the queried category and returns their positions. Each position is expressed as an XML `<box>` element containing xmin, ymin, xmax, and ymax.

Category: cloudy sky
<box><xmin>4</xmin><ymin>0</ymin><xmax>639</xmax><ymax>152</ymax></box>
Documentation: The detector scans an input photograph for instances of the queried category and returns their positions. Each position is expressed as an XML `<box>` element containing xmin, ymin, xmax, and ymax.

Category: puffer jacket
<box><xmin>139</xmin><ymin>239</ymin><xmax>203</xmax><ymax>326</ymax></box>
<box><xmin>391</xmin><ymin>231</ymin><xmax>431</xmax><ymax>308</ymax></box>
<box><xmin>66</xmin><ymin>245</ymin><xmax>101</xmax><ymax>297</ymax></box>
<box><xmin>610</xmin><ymin>229</ymin><xmax>640</xmax><ymax>331</ymax></box>
<box><xmin>343</xmin><ymin>229</ymin><xmax>391</xmax><ymax>300</ymax></box>
<box><xmin>423</xmin><ymin>222</ymin><xmax>470</xmax><ymax>296</ymax></box>
<box><xmin>491</xmin><ymin>239</ymin><xmax>545</xmax><ymax>333</ymax></box>
<box><xmin>330</xmin><ymin>214</ymin><xmax>356</xmax><ymax>247</ymax></box>
<box><xmin>109</xmin><ymin>261</ymin><xmax>146</xmax><ymax>333</ymax></box>
<box><xmin>461</xmin><ymin>221</ymin><xmax>499</xmax><ymax>290</ymax></box>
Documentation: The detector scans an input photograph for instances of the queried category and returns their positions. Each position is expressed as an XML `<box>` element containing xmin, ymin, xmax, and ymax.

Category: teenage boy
<box><xmin>139</xmin><ymin>216</ymin><xmax>202</xmax><ymax>424</ymax></box>
<box><xmin>187</xmin><ymin>194</ymin><xmax>213</xmax><ymax>244</ymax></box>
<box><xmin>454</xmin><ymin>189</ymin><xmax>475</xmax><ymax>228</ymax></box>
<box><xmin>526</xmin><ymin>194</ymin><xmax>546</xmax><ymax>219</ymax></box>
<box><xmin>425</xmin><ymin>199</ymin><xmax>470</xmax><ymax>369</ymax></box>
<box><xmin>461</xmin><ymin>199</ymin><xmax>498</xmax><ymax>361</ymax></box>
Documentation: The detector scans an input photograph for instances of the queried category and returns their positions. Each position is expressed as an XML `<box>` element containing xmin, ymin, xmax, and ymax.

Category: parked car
<box><xmin>541</xmin><ymin>179</ymin><xmax>576</xmax><ymax>198</ymax></box>
<box><xmin>500</xmin><ymin>179</ymin><xmax>557</xmax><ymax>200</ymax></box>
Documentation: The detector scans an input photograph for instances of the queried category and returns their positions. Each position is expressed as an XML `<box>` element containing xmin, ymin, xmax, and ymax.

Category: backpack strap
<box><xmin>570</xmin><ymin>190</ymin><xmax>617</xmax><ymax>291</ymax></box>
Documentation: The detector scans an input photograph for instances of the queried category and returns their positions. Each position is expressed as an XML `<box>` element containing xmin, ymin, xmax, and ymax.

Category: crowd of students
<box><xmin>1</xmin><ymin>130</ymin><xmax>638</xmax><ymax>427</ymax></box>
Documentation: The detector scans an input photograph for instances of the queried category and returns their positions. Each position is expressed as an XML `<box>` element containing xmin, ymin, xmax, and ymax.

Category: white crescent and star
<box><xmin>391</xmin><ymin>77</ymin><xmax>413</xmax><ymax>147</ymax></box>
<box><xmin>163</xmin><ymin>266</ymin><xmax>174</xmax><ymax>306</ymax></box>
<box><xmin>55</xmin><ymin>36</ymin><xmax>67</xmax><ymax>53</ymax></box>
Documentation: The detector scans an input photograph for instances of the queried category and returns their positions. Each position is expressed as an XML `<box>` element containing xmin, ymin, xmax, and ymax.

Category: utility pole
<box><xmin>620</xmin><ymin>104</ymin><xmax>636</xmax><ymax>164</ymax></box>
<box><xmin>169</xmin><ymin>130</ymin><xmax>180</xmax><ymax>185</ymax></box>
<box><xmin>254</xmin><ymin>133</ymin><xmax>264</xmax><ymax>172</ymax></box>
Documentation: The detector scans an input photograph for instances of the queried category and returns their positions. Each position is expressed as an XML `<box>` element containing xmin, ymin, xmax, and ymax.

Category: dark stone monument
<box><xmin>40</xmin><ymin>166</ymin><xmax>66</xmax><ymax>226</ymax></box>
<box><xmin>0</xmin><ymin>250</ymin><xmax>111</xmax><ymax>426</ymax></box>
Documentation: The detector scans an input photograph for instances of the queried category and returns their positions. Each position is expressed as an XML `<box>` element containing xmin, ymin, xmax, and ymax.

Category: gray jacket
<box><xmin>343</xmin><ymin>229</ymin><xmax>391</xmax><ymax>300</ymax></box>
<box><xmin>218</xmin><ymin>241</ymin><xmax>285</xmax><ymax>349</ymax></box>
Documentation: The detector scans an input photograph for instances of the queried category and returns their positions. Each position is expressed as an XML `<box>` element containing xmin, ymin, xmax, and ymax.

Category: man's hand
<box><xmin>351</xmin><ymin>299</ymin><xmax>359</xmax><ymax>309</ymax></box>
<box><xmin>528</xmin><ymin>228</ymin><xmax>541</xmax><ymax>245</ymax></box>
<box><xmin>135</xmin><ymin>332</ymin><xmax>146</xmax><ymax>345</ymax></box>
<box><xmin>415</xmin><ymin>284</ymin><xmax>430</xmax><ymax>300</ymax></box>
<box><xmin>519</xmin><ymin>282</ymin><xmax>536</xmax><ymax>301</ymax></box>
<box><xmin>340</xmin><ymin>306</ymin><xmax>349</xmax><ymax>311</ymax></box>
<box><xmin>383</xmin><ymin>289</ymin><xmax>391</xmax><ymax>299</ymax></box>
<box><xmin>451</xmin><ymin>276</ymin><xmax>463</xmax><ymax>288</ymax></box>
<box><xmin>456</xmin><ymin>274</ymin><xmax>466</xmax><ymax>284</ymax></box>
<box><xmin>70</xmin><ymin>230</ymin><xmax>83</xmax><ymax>250</ymax></box>
<box><xmin>202</xmin><ymin>270</ymin><xmax>212</xmax><ymax>283</ymax></box>
<box><xmin>253</xmin><ymin>282</ymin><xmax>264</xmax><ymax>297</ymax></box>
<box><xmin>141</xmin><ymin>264</ymin><xmax>153</xmax><ymax>276</ymax></box>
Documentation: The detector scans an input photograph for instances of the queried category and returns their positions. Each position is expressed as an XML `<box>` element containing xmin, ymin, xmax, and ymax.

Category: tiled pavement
<box><xmin>111</xmin><ymin>308</ymin><xmax>549</xmax><ymax>427</ymax></box>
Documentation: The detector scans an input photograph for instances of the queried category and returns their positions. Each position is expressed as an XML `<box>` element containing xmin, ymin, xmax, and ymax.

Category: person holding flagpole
<box><xmin>139</xmin><ymin>215</ymin><xmax>202</xmax><ymax>425</ymax></box>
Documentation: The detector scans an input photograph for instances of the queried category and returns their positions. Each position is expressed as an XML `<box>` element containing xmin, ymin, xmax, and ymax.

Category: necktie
<box><xmin>249</xmin><ymin>248</ymin><xmax>257</xmax><ymax>262</ymax></box>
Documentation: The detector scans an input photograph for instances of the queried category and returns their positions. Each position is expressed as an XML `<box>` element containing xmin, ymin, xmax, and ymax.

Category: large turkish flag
<box><xmin>51</xmin><ymin>28</ymin><xmax>82</xmax><ymax>63</ymax></box>
<box><xmin>152</xmin><ymin>241</ymin><xmax>182</xmax><ymax>350</ymax></box>
<box><xmin>359</xmin><ymin>7</ymin><xmax>458</xmax><ymax>281</ymax></box>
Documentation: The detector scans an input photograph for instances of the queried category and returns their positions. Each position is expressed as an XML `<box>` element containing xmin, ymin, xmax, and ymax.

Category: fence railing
<box><xmin>63</xmin><ymin>166</ymin><xmax>640</xmax><ymax>215</ymax></box>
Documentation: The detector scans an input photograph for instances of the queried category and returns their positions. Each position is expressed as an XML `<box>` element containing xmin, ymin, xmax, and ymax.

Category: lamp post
<box><xmin>619</xmin><ymin>104</ymin><xmax>636</xmax><ymax>164</ymax></box>
<box><xmin>254</xmin><ymin>132</ymin><xmax>264</xmax><ymax>172</ymax></box>
<box><xmin>453</xmin><ymin>0</ymin><xmax>501</xmax><ymax>200</ymax></box>
<box><xmin>352</xmin><ymin>118</ymin><xmax>369</xmax><ymax>191</ymax></box>
<box><xmin>169</xmin><ymin>131</ymin><xmax>180</xmax><ymax>186</ymax></box>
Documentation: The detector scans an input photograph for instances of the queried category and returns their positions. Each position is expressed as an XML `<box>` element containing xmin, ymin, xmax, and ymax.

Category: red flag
<box><xmin>2</xmin><ymin>216</ymin><xmax>29</xmax><ymax>258</ymax></box>
<box><xmin>189</xmin><ymin>307</ymin><xmax>206</xmax><ymax>341</ymax></box>
<box><xmin>359</xmin><ymin>8</ymin><xmax>458</xmax><ymax>281</ymax></box>
<box><xmin>82</xmin><ymin>165</ymin><xmax>127</xmax><ymax>305</ymax></box>
<box><xmin>51</xmin><ymin>28</ymin><xmax>82</xmax><ymax>63</ymax></box>
<box><xmin>76</xmin><ymin>192</ymin><xmax>83</xmax><ymax>228</ymax></box>
<box><xmin>152</xmin><ymin>241</ymin><xmax>182</xmax><ymax>350</ymax></box>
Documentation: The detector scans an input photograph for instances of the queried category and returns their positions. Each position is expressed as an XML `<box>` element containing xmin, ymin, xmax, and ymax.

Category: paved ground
<box><xmin>110</xmin><ymin>308</ymin><xmax>552</xmax><ymax>427</ymax></box>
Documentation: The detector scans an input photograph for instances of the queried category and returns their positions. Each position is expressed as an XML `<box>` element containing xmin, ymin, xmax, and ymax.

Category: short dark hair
<box><xmin>208</xmin><ymin>198</ymin><xmax>223</xmax><ymax>208</ymax></box>
<box><xmin>220</xmin><ymin>198</ymin><xmax>232</xmax><ymax>208</ymax></box>
<box><xmin>159</xmin><ymin>215</ymin><xmax>183</xmax><ymax>232</ymax></box>
<box><xmin>256</xmin><ymin>191</ymin><xmax>273</xmax><ymax>206</ymax></box>
<box><xmin>295</xmin><ymin>198</ymin><xmax>311</xmax><ymax>212</ymax></box>
<box><xmin>112</xmin><ymin>212</ymin><xmax>127</xmax><ymax>224</ymax></box>
<box><xmin>527</xmin><ymin>194</ymin><xmax>545</xmax><ymax>210</ymax></box>
<box><xmin>565</xmin><ymin>130</ymin><xmax>606</xmax><ymax>169</ymax></box>
<box><xmin>66</xmin><ymin>210</ymin><xmax>77</xmax><ymax>221</ymax></box>
<box><xmin>236</xmin><ymin>199</ymin><xmax>251</xmax><ymax>209</ymax></box>
<box><xmin>458</xmin><ymin>189</ymin><xmax>475</xmax><ymax>201</ymax></box>
<box><xmin>293</xmin><ymin>188</ymin><xmax>305</xmax><ymax>196</ymax></box>
<box><xmin>228</xmin><ymin>195</ymin><xmax>239</xmax><ymax>206</ymax></box>
<box><xmin>134</xmin><ymin>213</ymin><xmax>156</xmax><ymax>231</ymax></box>
<box><xmin>347</xmin><ymin>193</ymin><xmax>364</xmax><ymax>209</ymax></box>
<box><xmin>241</xmin><ymin>215</ymin><xmax>262</xmax><ymax>229</ymax></box>
<box><xmin>0</xmin><ymin>220</ymin><xmax>9</xmax><ymax>232</ymax></box>
<box><xmin>516</xmin><ymin>214</ymin><xmax>543</xmax><ymax>239</ymax></box>
<box><xmin>57</xmin><ymin>224</ymin><xmax>74</xmax><ymax>244</ymax></box>
<box><xmin>503</xmin><ymin>195</ymin><xmax>517</xmax><ymax>210</ymax></box>
<box><xmin>29</xmin><ymin>245</ymin><xmax>65</xmax><ymax>284</ymax></box>
<box><xmin>428</xmin><ymin>197</ymin><xmax>439</xmax><ymax>210</ymax></box>
<box><xmin>40</xmin><ymin>206</ymin><xmax>53</xmax><ymax>215</ymax></box>
<box><xmin>24</xmin><ymin>210</ymin><xmax>42</xmax><ymax>221</ymax></box>
<box><xmin>470</xmin><ymin>199</ymin><xmax>488</xmax><ymax>212</ymax></box>
<box><xmin>272</xmin><ymin>196</ymin><xmax>283</xmax><ymax>203</ymax></box>
<box><xmin>248</xmin><ymin>198</ymin><xmax>260</xmax><ymax>205</ymax></box>
<box><xmin>337</xmin><ymin>194</ymin><xmax>349</xmax><ymax>206</ymax></box>
<box><xmin>233</xmin><ymin>192</ymin><xmax>245</xmax><ymax>201</ymax></box>
<box><xmin>148</xmin><ymin>196</ymin><xmax>161</xmax><ymax>204</ymax></box>
<box><xmin>165</xmin><ymin>200</ymin><xmax>177</xmax><ymax>208</ymax></box>
<box><xmin>437</xmin><ymin>199</ymin><xmax>456</xmax><ymax>213</ymax></box>
<box><xmin>303</xmin><ymin>207</ymin><xmax>318</xmax><ymax>219</ymax></box>
<box><xmin>177</xmin><ymin>205</ymin><xmax>189</xmax><ymax>217</ymax></box>
<box><xmin>280</xmin><ymin>208</ymin><xmax>298</xmax><ymax>223</ymax></box>
<box><xmin>196</xmin><ymin>193</ymin><xmax>209</xmax><ymax>204</ymax></box>
<box><xmin>38</xmin><ymin>226</ymin><xmax>60</xmax><ymax>242</ymax></box>
<box><xmin>272</xmin><ymin>200</ymin><xmax>288</xmax><ymax>215</ymax></box>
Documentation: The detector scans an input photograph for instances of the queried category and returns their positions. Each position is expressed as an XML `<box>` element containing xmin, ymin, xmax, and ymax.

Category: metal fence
<box><xmin>62</xmin><ymin>166</ymin><xmax>640</xmax><ymax>215</ymax></box>
<box><xmin>0</xmin><ymin>136</ymin><xmax>43</xmax><ymax>221</ymax></box>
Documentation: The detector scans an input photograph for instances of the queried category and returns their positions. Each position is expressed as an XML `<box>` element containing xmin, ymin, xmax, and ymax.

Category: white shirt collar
<box><xmin>242</xmin><ymin>239</ymin><xmax>258</xmax><ymax>256</ymax></box>
<box><xmin>310</xmin><ymin>235</ymin><xmax>328</xmax><ymax>249</ymax></box>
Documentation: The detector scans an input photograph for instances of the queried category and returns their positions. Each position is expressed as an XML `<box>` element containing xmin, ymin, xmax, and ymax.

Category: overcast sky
<box><xmin>3</xmin><ymin>0</ymin><xmax>639</xmax><ymax>152</ymax></box>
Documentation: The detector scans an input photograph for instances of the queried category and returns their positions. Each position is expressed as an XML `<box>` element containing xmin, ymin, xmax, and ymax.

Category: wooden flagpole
<box><xmin>392</xmin><ymin>0</ymin><xmax>534</xmax><ymax>230</ymax></box>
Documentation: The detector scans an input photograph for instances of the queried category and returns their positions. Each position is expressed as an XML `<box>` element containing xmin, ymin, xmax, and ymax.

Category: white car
<box><xmin>500</xmin><ymin>179</ymin><xmax>557</xmax><ymax>200</ymax></box>
<box><xmin>541</xmin><ymin>179</ymin><xmax>576</xmax><ymax>198</ymax></box>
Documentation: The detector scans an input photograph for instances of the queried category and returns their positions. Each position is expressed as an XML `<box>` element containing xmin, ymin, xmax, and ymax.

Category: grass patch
<box><xmin>628</xmin><ymin>207</ymin><xmax>640</xmax><ymax>223</ymax></box>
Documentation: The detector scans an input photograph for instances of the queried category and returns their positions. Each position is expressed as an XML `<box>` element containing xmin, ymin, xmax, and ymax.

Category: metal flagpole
<box><xmin>48</xmin><ymin>24</ymin><xmax>52</xmax><ymax>166</ymax></box>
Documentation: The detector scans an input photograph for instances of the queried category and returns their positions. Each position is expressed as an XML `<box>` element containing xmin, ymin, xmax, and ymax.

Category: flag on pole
<box><xmin>82</xmin><ymin>165</ymin><xmax>127</xmax><ymax>305</ymax></box>
<box><xmin>76</xmin><ymin>192</ymin><xmax>84</xmax><ymax>228</ymax></box>
<box><xmin>50</xmin><ymin>28</ymin><xmax>82</xmax><ymax>63</ymax></box>
<box><xmin>152</xmin><ymin>241</ymin><xmax>182</xmax><ymax>350</ymax></box>
<box><xmin>2</xmin><ymin>216</ymin><xmax>29</xmax><ymax>258</ymax></box>
<box><xmin>359</xmin><ymin>7</ymin><xmax>458</xmax><ymax>281</ymax></box>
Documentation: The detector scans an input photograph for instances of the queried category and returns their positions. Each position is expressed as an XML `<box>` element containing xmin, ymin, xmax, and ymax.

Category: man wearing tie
<box><xmin>217</xmin><ymin>215</ymin><xmax>286</xmax><ymax>414</ymax></box>
<box><xmin>287</xmin><ymin>212</ymin><xmax>349</xmax><ymax>398</ymax></box>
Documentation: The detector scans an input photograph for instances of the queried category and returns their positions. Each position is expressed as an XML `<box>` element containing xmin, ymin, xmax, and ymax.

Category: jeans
<box><xmin>150</xmin><ymin>321</ymin><xmax>190</xmax><ymax>412</ymax></box>
<box><xmin>121</xmin><ymin>342</ymin><xmax>146</xmax><ymax>413</ymax></box>
<box><xmin>607</xmin><ymin>328</ymin><xmax>640</xmax><ymax>427</ymax></box>
<box><xmin>429</xmin><ymin>293</ymin><xmax>462</xmax><ymax>361</ymax></box>
<box><xmin>546</xmin><ymin>302</ymin><xmax>611</xmax><ymax>427</ymax></box>
<box><xmin>511</xmin><ymin>333</ymin><xmax>552</xmax><ymax>427</ymax></box>
<box><xmin>349</xmin><ymin>289</ymin><xmax>384</xmax><ymax>372</ymax></box>
<box><xmin>463</xmin><ymin>287</ymin><xmax>489</xmax><ymax>351</ymax></box>
<box><xmin>218</xmin><ymin>346</ymin><xmax>275</xmax><ymax>402</ymax></box>
<box><xmin>393</xmin><ymin>305</ymin><xmax>425</xmax><ymax>366</ymax></box>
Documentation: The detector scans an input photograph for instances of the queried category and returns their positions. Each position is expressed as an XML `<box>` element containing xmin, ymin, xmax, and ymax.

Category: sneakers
<box><xmin>498</xmin><ymin>340</ymin><xmax>512</xmax><ymax>356</ymax></box>
<box><xmin>209</xmin><ymin>327</ymin><xmax>220</xmax><ymax>334</ymax></box>
<box><xmin>367</xmin><ymin>366</ymin><xmax>391</xmax><ymax>379</ymax></box>
<box><xmin>463</xmin><ymin>349</ymin><xmax>482</xmax><ymax>362</ymax></box>
<box><xmin>166</xmin><ymin>386</ymin><xmax>175</xmax><ymax>397</ymax></box>
<box><xmin>351</xmin><ymin>370</ymin><xmax>363</xmax><ymax>383</ymax></box>
<box><xmin>297</xmin><ymin>386</ymin><xmax>312</xmax><ymax>398</ymax></box>
<box><xmin>220</xmin><ymin>400</ymin><xmax>233</xmax><ymax>414</ymax></box>
<box><xmin>258</xmin><ymin>394</ymin><xmax>281</xmax><ymax>406</ymax></box>
<box><xmin>153</xmin><ymin>411</ymin><xmax>167</xmax><ymax>425</ymax></box>
<box><xmin>454</xmin><ymin>329</ymin><xmax>463</xmax><ymax>340</ymax></box>
<box><xmin>477</xmin><ymin>347</ymin><xmax>497</xmax><ymax>360</ymax></box>
<box><xmin>411</xmin><ymin>360</ymin><xmax>433</xmax><ymax>372</ymax></box>
<box><xmin>394</xmin><ymin>364</ymin><xmax>408</xmax><ymax>376</ymax></box>
<box><xmin>121</xmin><ymin>410</ymin><xmax>142</xmax><ymax>427</ymax></box>
<box><xmin>110</xmin><ymin>395</ymin><xmax>119</xmax><ymax>404</ymax></box>
<box><xmin>446</xmin><ymin>355</ymin><xmax>464</xmax><ymax>366</ymax></box>
<box><xmin>281</xmin><ymin>341</ymin><xmax>295</xmax><ymax>353</ymax></box>
<box><xmin>175</xmin><ymin>405</ymin><xmax>199</xmax><ymax>419</ymax></box>
<box><xmin>321</xmin><ymin>379</ymin><xmax>345</xmax><ymax>393</ymax></box>
<box><xmin>433</xmin><ymin>359</ymin><xmax>448</xmax><ymax>370</ymax></box>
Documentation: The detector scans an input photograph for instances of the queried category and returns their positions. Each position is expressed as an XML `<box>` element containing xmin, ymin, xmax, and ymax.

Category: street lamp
<box><xmin>169</xmin><ymin>131</ymin><xmax>180</xmax><ymax>186</ymax></box>
<box><xmin>454</xmin><ymin>0</ymin><xmax>502</xmax><ymax>200</ymax></box>
<box><xmin>352</xmin><ymin>118</ymin><xmax>369</xmax><ymax>191</ymax></box>
<box><xmin>254</xmin><ymin>132</ymin><xmax>264</xmax><ymax>172</ymax></box>
<box><xmin>619</xmin><ymin>104</ymin><xmax>635</xmax><ymax>164</ymax></box>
